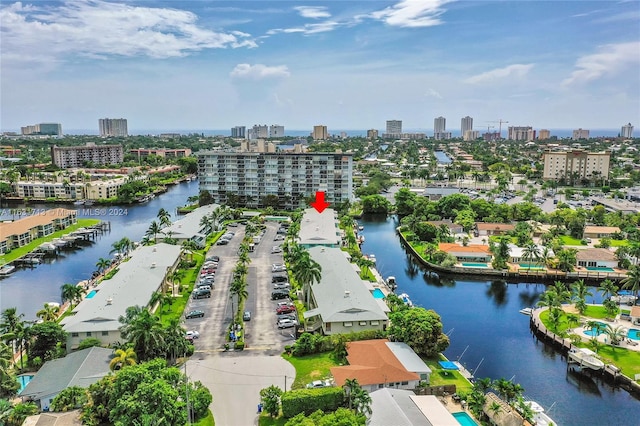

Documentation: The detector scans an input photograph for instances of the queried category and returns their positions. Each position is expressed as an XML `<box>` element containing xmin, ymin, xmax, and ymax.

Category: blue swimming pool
<box><xmin>17</xmin><ymin>375</ymin><xmax>34</xmax><ymax>393</ymax></box>
<box><xmin>86</xmin><ymin>290</ymin><xmax>98</xmax><ymax>299</ymax></box>
<box><xmin>372</xmin><ymin>288</ymin><xmax>385</xmax><ymax>299</ymax></box>
<box><xmin>586</xmin><ymin>267</ymin><xmax>615</xmax><ymax>272</ymax></box>
<box><xmin>519</xmin><ymin>263</ymin><xmax>545</xmax><ymax>270</ymax></box>
<box><xmin>583</xmin><ymin>321</ymin><xmax>607</xmax><ymax>337</ymax></box>
<box><xmin>627</xmin><ymin>329</ymin><xmax>640</xmax><ymax>341</ymax></box>
<box><xmin>453</xmin><ymin>411</ymin><xmax>479</xmax><ymax>426</ymax></box>
<box><xmin>461</xmin><ymin>262</ymin><xmax>488</xmax><ymax>268</ymax></box>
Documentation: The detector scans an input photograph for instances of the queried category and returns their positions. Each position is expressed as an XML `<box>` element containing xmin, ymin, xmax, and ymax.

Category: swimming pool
<box><xmin>453</xmin><ymin>411</ymin><xmax>479</xmax><ymax>426</ymax></box>
<box><xmin>586</xmin><ymin>267</ymin><xmax>615</xmax><ymax>272</ymax></box>
<box><xmin>461</xmin><ymin>262</ymin><xmax>488</xmax><ymax>268</ymax></box>
<box><xmin>17</xmin><ymin>375</ymin><xmax>34</xmax><ymax>393</ymax></box>
<box><xmin>627</xmin><ymin>329</ymin><xmax>640</xmax><ymax>341</ymax></box>
<box><xmin>583</xmin><ymin>321</ymin><xmax>607</xmax><ymax>337</ymax></box>
<box><xmin>372</xmin><ymin>288</ymin><xmax>385</xmax><ymax>299</ymax></box>
<box><xmin>86</xmin><ymin>290</ymin><xmax>98</xmax><ymax>299</ymax></box>
<box><xmin>519</xmin><ymin>263</ymin><xmax>545</xmax><ymax>270</ymax></box>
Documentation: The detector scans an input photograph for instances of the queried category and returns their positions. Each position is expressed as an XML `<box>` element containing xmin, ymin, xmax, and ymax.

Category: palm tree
<box><xmin>95</xmin><ymin>257</ymin><xmax>111</xmax><ymax>274</ymax></box>
<box><xmin>571</xmin><ymin>279</ymin><xmax>593</xmax><ymax>315</ymax></box>
<box><xmin>162</xmin><ymin>318</ymin><xmax>190</xmax><ymax>364</ymax></box>
<box><xmin>1</xmin><ymin>308</ymin><xmax>24</xmax><ymax>356</ymax></box>
<box><xmin>522</xmin><ymin>243</ymin><xmax>540</xmax><ymax>269</ymax></box>
<box><xmin>146</xmin><ymin>220</ymin><xmax>163</xmax><ymax>242</ymax></box>
<box><xmin>352</xmin><ymin>387</ymin><xmax>372</xmax><ymax>416</ymax></box>
<box><xmin>293</xmin><ymin>255</ymin><xmax>322</xmax><ymax>305</ymax></box>
<box><xmin>598</xmin><ymin>279</ymin><xmax>619</xmax><ymax>300</ymax></box>
<box><xmin>61</xmin><ymin>283</ymin><xmax>85</xmax><ymax>310</ymax></box>
<box><xmin>119</xmin><ymin>310</ymin><xmax>164</xmax><ymax>361</ymax></box>
<box><xmin>603</xmin><ymin>324</ymin><xmax>627</xmax><ymax>347</ymax></box>
<box><xmin>109</xmin><ymin>348</ymin><xmax>137</xmax><ymax>371</ymax></box>
<box><xmin>157</xmin><ymin>208</ymin><xmax>171</xmax><ymax>227</ymax></box>
<box><xmin>621</xmin><ymin>265</ymin><xmax>640</xmax><ymax>298</ymax></box>
<box><xmin>36</xmin><ymin>304</ymin><xmax>59</xmax><ymax>322</ymax></box>
<box><xmin>344</xmin><ymin>378</ymin><xmax>360</xmax><ymax>410</ymax></box>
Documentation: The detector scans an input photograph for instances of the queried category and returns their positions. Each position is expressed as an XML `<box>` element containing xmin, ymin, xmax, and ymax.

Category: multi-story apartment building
<box><xmin>538</xmin><ymin>129</ymin><xmax>551</xmax><ymax>140</ymax></box>
<box><xmin>542</xmin><ymin>149</ymin><xmax>610</xmax><ymax>181</ymax></box>
<box><xmin>130</xmin><ymin>148</ymin><xmax>191</xmax><ymax>158</ymax></box>
<box><xmin>231</xmin><ymin>126</ymin><xmax>246</xmax><ymax>138</ymax></box>
<box><xmin>621</xmin><ymin>123</ymin><xmax>634</xmax><ymax>138</ymax></box>
<box><xmin>572</xmin><ymin>128</ymin><xmax>590</xmax><ymax>140</ymax></box>
<box><xmin>21</xmin><ymin>123</ymin><xmax>62</xmax><ymax>136</ymax></box>
<box><xmin>433</xmin><ymin>116</ymin><xmax>450</xmax><ymax>140</ymax></box>
<box><xmin>461</xmin><ymin>116</ymin><xmax>473</xmax><ymax>135</ymax></box>
<box><xmin>197</xmin><ymin>152</ymin><xmax>353</xmax><ymax>210</ymax></box>
<box><xmin>386</xmin><ymin>120</ymin><xmax>402</xmax><ymax>135</ymax></box>
<box><xmin>98</xmin><ymin>118</ymin><xmax>128</xmax><ymax>137</ymax></box>
<box><xmin>248</xmin><ymin>124</ymin><xmax>268</xmax><ymax>139</ymax></box>
<box><xmin>463</xmin><ymin>130</ymin><xmax>479</xmax><ymax>141</ymax></box>
<box><xmin>51</xmin><ymin>143</ymin><xmax>124</xmax><ymax>168</ymax></box>
<box><xmin>14</xmin><ymin>181</ymin><xmax>84</xmax><ymax>201</ymax></box>
<box><xmin>312</xmin><ymin>125</ymin><xmax>328</xmax><ymax>140</ymax></box>
<box><xmin>507</xmin><ymin>126</ymin><xmax>533</xmax><ymax>141</ymax></box>
<box><xmin>367</xmin><ymin>129</ymin><xmax>379</xmax><ymax>140</ymax></box>
<box><xmin>269</xmin><ymin>125</ymin><xmax>285</xmax><ymax>138</ymax></box>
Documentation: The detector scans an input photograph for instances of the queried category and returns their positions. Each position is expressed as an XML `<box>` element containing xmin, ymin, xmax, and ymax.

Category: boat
<box><xmin>399</xmin><ymin>293</ymin><xmax>413</xmax><ymax>307</ymax></box>
<box><xmin>73</xmin><ymin>200</ymin><xmax>85</xmax><ymax>205</ymax></box>
<box><xmin>386</xmin><ymin>276</ymin><xmax>397</xmax><ymax>291</ymax></box>
<box><xmin>519</xmin><ymin>307</ymin><xmax>534</xmax><ymax>316</ymax></box>
<box><xmin>524</xmin><ymin>400</ymin><xmax>558</xmax><ymax>426</ymax></box>
<box><xmin>358</xmin><ymin>226</ymin><xmax>364</xmax><ymax>231</ymax></box>
<box><xmin>0</xmin><ymin>264</ymin><xmax>16</xmax><ymax>275</ymax></box>
<box><xmin>568</xmin><ymin>347</ymin><xmax>605</xmax><ymax>370</ymax></box>
<box><xmin>84</xmin><ymin>200</ymin><xmax>95</xmax><ymax>206</ymax></box>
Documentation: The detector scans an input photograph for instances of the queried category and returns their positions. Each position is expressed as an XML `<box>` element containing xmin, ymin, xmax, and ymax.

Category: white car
<box><xmin>277</xmin><ymin>319</ymin><xmax>297</xmax><ymax>329</ymax></box>
<box><xmin>186</xmin><ymin>330</ymin><xmax>200</xmax><ymax>339</ymax></box>
<box><xmin>274</xmin><ymin>235</ymin><xmax>285</xmax><ymax>241</ymax></box>
<box><xmin>273</xmin><ymin>283</ymin><xmax>290</xmax><ymax>290</ymax></box>
<box><xmin>271</xmin><ymin>246</ymin><xmax>283</xmax><ymax>254</ymax></box>
<box><xmin>272</xmin><ymin>263</ymin><xmax>287</xmax><ymax>272</ymax></box>
<box><xmin>306</xmin><ymin>380</ymin><xmax>332</xmax><ymax>389</ymax></box>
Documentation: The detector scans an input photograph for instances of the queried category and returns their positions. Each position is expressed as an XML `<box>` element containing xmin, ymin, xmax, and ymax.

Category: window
<box><xmin>102</xmin><ymin>331</ymin><xmax>109</xmax><ymax>336</ymax></box>
<box><xmin>401</xmin><ymin>381</ymin><xmax>409</xmax><ymax>385</ymax></box>
<box><xmin>378</xmin><ymin>384</ymin><xmax>384</xmax><ymax>389</ymax></box>
<box><xmin>71</xmin><ymin>332</ymin><xmax>79</xmax><ymax>337</ymax></box>
<box><xmin>343</xmin><ymin>322</ymin><xmax>353</xmax><ymax>327</ymax></box>
<box><xmin>86</xmin><ymin>332</ymin><xmax>92</xmax><ymax>337</ymax></box>
<box><xmin>359</xmin><ymin>321</ymin><xmax>367</xmax><ymax>326</ymax></box>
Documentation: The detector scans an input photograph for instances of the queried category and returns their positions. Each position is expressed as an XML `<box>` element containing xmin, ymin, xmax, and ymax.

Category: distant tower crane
<box><xmin>487</xmin><ymin>119</ymin><xmax>509</xmax><ymax>138</ymax></box>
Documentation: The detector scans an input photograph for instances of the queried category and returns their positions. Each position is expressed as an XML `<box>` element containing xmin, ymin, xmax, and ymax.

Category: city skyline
<box><xmin>1</xmin><ymin>1</ymin><xmax>639</xmax><ymax>131</ymax></box>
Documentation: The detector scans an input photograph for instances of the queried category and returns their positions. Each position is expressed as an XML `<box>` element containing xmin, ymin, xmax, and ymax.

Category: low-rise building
<box><xmin>159</xmin><ymin>204</ymin><xmax>220</xmax><ymax>248</ymax></box>
<box><xmin>298</xmin><ymin>208</ymin><xmax>341</xmax><ymax>248</ymax></box>
<box><xmin>427</xmin><ymin>220</ymin><xmax>464</xmax><ymax>235</ymax></box>
<box><xmin>576</xmin><ymin>248</ymin><xmax>617</xmax><ymax>269</ymax></box>
<box><xmin>0</xmin><ymin>208</ymin><xmax>77</xmax><ymax>254</ymax></box>
<box><xmin>84</xmin><ymin>176</ymin><xmax>128</xmax><ymax>200</ymax></box>
<box><xmin>14</xmin><ymin>180</ymin><xmax>84</xmax><ymax>201</ymax></box>
<box><xmin>369</xmin><ymin>389</ymin><xmax>459</xmax><ymax>426</ymax></box>
<box><xmin>475</xmin><ymin>223</ymin><xmax>515</xmax><ymax>236</ymax></box>
<box><xmin>438</xmin><ymin>243</ymin><xmax>492</xmax><ymax>263</ymax></box>
<box><xmin>583</xmin><ymin>226</ymin><xmax>621</xmax><ymax>239</ymax></box>
<box><xmin>130</xmin><ymin>148</ymin><xmax>192</xmax><ymax>158</ymax></box>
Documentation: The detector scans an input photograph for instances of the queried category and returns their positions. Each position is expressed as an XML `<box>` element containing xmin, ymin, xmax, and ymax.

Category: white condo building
<box><xmin>98</xmin><ymin>118</ymin><xmax>128</xmax><ymax>137</ymax></box>
<box><xmin>572</xmin><ymin>128</ymin><xmax>590</xmax><ymax>140</ymax></box>
<box><xmin>542</xmin><ymin>149</ymin><xmax>610</xmax><ymax>181</ymax></box>
<box><xmin>269</xmin><ymin>125</ymin><xmax>285</xmax><ymax>138</ymax></box>
<box><xmin>621</xmin><ymin>123</ymin><xmax>634</xmax><ymax>138</ymax></box>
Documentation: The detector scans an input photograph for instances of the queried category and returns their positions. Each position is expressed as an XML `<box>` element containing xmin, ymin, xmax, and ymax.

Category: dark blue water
<box><xmin>434</xmin><ymin>151</ymin><xmax>452</xmax><ymax>164</ymax></box>
<box><xmin>359</xmin><ymin>214</ymin><xmax>639</xmax><ymax>426</ymax></box>
<box><xmin>0</xmin><ymin>181</ymin><xmax>199</xmax><ymax>320</ymax></box>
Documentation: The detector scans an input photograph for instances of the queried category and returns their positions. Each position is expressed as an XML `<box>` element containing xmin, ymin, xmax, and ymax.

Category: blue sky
<box><xmin>1</xmin><ymin>0</ymin><xmax>639</xmax><ymax>134</ymax></box>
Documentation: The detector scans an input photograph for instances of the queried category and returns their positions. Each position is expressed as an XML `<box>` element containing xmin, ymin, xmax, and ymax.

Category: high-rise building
<box><xmin>542</xmin><ymin>149</ymin><xmax>610</xmax><ymax>181</ymax></box>
<box><xmin>367</xmin><ymin>129</ymin><xmax>379</xmax><ymax>140</ymax></box>
<box><xmin>231</xmin><ymin>126</ymin><xmax>246</xmax><ymax>138</ymax></box>
<box><xmin>434</xmin><ymin>116</ymin><xmax>446</xmax><ymax>133</ymax></box>
<box><xmin>507</xmin><ymin>126</ymin><xmax>533</xmax><ymax>141</ymax></box>
<box><xmin>312</xmin><ymin>125</ymin><xmax>328</xmax><ymax>140</ymax></box>
<box><xmin>99</xmin><ymin>118</ymin><xmax>128</xmax><ymax>137</ymax></box>
<box><xmin>621</xmin><ymin>123</ymin><xmax>634</xmax><ymax>138</ymax></box>
<box><xmin>51</xmin><ymin>143</ymin><xmax>124</xmax><ymax>168</ymax></box>
<box><xmin>463</xmin><ymin>130</ymin><xmax>479</xmax><ymax>141</ymax></box>
<box><xmin>572</xmin><ymin>128</ymin><xmax>590</xmax><ymax>140</ymax></box>
<box><xmin>461</xmin><ymin>116</ymin><xmax>473</xmax><ymax>135</ymax></box>
<box><xmin>249</xmin><ymin>124</ymin><xmax>269</xmax><ymax>139</ymax></box>
<box><xmin>21</xmin><ymin>123</ymin><xmax>62</xmax><ymax>136</ymax></box>
<box><xmin>538</xmin><ymin>129</ymin><xmax>551</xmax><ymax>140</ymax></box>
<box><xmin>270</xmin><ymin>125</ymin><xmax>285</xmax><ymax>138</ymax></box>
<box><xmin>386</xmin><ymin>120</ymin><xmax>402</xmax><ymax>135</ymax></box>
<box><xmin>197</xmin><ymin>151</ymin><xmax>353</xmax><ymax>210</ymax></box>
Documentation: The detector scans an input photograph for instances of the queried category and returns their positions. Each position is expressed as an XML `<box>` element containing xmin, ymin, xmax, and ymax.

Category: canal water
<box><xmin>359</xmin><ymin>214</ymin><xmax>638</xmax><ymax>426</ymax></box>
<box><xmin>0</xmin><ymin>180</ymin><xmax>199</xmax><ymax>320</ymax></box>
<box><xmin>434</xmin><ymin>150</ymin><xmax>452</xmax><ymax>164</ymax></box>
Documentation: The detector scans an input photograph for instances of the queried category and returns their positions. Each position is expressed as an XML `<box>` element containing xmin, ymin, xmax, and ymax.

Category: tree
<box><xmin>394</xmin><ymin>188</ymin><xmax>417</xmax><ymax>217</ymax></box>
<box><xmin>27</xmin><ymin>321</ymin><xmax>67</xmax><ymax>362</ymax></box>
<box><xmin>387</xmin><ymin>307</ymin><xmax>450</xmax><ymax>357</ymax></box>
<box><xmin>555</xmin><ymin>248</ymin><xmax>578</xmax><ymax>272</ymax></box>
<box><xmin>621</xmin><ymin>265</ymin><xmax>640</xmax><ymax>298</ymax></box>
<box><xmin>571</xmin><ymin>279</ymin><xmax>592</xmax><ymax>315</ymax></box>
<box><xmin>598</xmin><ymin>279</ymin><xmax>619</xmax><ymax>300</ymax></box>
<box><xmin>352</xmin><ymin>387</ymin><xmax>372</xmax><ymax>416</ymax></box>
<box><xmin>36</xmin><ymin>303</ymin><xmax>59</xmax><ymax>322</ymax></box>
<box><xmin>77</xmin><ymin>337</ymin><xmax>103</xmax><ymax>350</ymax></box>
<box><xmin>260</xmin><ymin>385</ymin><xmax>283</xmax><ymax>417</ymax></box>
<box><xmin>360</xmin><ymin>195</ymin><xmax>391</xmax><ymax>214</ymax></box>
<box><xmin>157</xmin><ymin>208</ymin><xmax>171</xmax><ymax>227</ymax></box>
<box><xmin>60</xmin><ymin>283</ymin><xmax>85</xmax><ymax>310</ymax></box>
<box><xmin>0</xmin><ymin>308</ymin><xmax>24</xmax><ymax>356</ymax></box>
<box><xmin>146</xmin><ymin>220</ymin><xmax>163</xmax><ymax>242</ymax></box>
<box><xmin>109</xmin><ymin>348</ymin><xmax>138</xmax><ymax>371</ymax></box>
<box><xmin>95</xmin><ymin>257</ymin><xmax>112</xmax><ymax>274</ymax></box>
<box><xmin>292</xmin><ymin>252</ymin><xmax>322</xmax><ymax>304</ymax></box>
<box><xmin>6</xmin><ymin>402</ymin><xmax>38</xmax><ymax>426</ymax></box>
<box><xmin>522</xmin><ymin>243</ymin><xmax>540</xmax><ymax>268</ymax></box>
<box><xmin>118</xmin><ymin>309</ymin><xmax>165</xmax><ymax>361</ymax></box>
<box><xmin>50</xmin><ymin>386</ymin><xmax>88</xmax><ymax>412</ymax></box>
<box><xmin>603</xmin><ymin>324</ymin><xmax>626</xmax><ymax>347</ymax></box>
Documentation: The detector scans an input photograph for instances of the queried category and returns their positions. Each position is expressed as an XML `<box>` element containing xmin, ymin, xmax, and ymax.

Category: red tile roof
<box><xmin>438</xmin><ymin>243</ymin><xmax>491</xmax><ymax>254</ymax></box>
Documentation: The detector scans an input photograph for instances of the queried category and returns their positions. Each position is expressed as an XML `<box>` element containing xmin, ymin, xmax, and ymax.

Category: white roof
<box><xmin>298</xmin><ymin>208</ymin><xmax>341</xmax><ymax>246</ymax></box>
<box><xmin>386</xmin><ymin>342</ymin><xmax>432</xmax><ymax>374</ymax></box>
<box><xmin>160</xmin><ymin>204</ymin><xmax>220</xmax><ymax>240</ymax></box>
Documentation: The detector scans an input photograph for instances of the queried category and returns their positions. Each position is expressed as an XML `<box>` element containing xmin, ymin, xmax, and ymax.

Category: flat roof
<box><xmin>410</xmin><ymin>395</ymin><xmax>459</xmax><ymax>426</ymax></box>
<box><xmin>298</xmin><ymin>208</ymin><xmax>341</xmax><ymax>246</ymax></box>
<box><xmin>62</xmin><ymin>243</ymin><xmax>181</xmax><ymax>333</ymax></box>
<box><xmin>369</xmin><ymin>388</ymin><xmax>432</xmax><ymax>426</ymax></box>
<box><xmin>161</xmin><ymin>204</ymin><xmax>220</xmax><ymax>240</ymax></box>
<box><xmin>386</xmin><ymin>342</ymin><xmax>432</xmax><ymax>374</ymax></box>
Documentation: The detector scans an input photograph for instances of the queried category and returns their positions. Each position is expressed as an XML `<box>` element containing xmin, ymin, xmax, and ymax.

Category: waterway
<box><xmin>359</xmin><ymin>214</ymin><xmax>638</xmax><ymax>426</ymax></box>
<box><xmin>434</xmin><ymin>150</ymin><xmax>452</xmax><ymax>164</ymax></box>
<box><xmin>0</xmin><ymin>180</ymin><xmax>199</xmax><ymax>320</ymax></box>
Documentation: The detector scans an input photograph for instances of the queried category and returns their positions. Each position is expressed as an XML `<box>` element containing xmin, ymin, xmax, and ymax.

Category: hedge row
<box><xmin>281</xmin><ymin>387</ymin><xmax>345</xmax><ymax>418</ymax></box>
<box><xmin>292</xmin><ymin>330</ymin><xmax>388</xmax><ymax>356</ymax></box>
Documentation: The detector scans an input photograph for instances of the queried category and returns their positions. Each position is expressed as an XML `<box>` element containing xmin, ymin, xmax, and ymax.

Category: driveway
<box><xmin>187</xmin><ymin>353</ymin><xmax>295</xmax><ymax>426</ymax></box>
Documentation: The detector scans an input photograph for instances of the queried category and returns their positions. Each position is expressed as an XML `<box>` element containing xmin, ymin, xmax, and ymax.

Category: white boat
<box><xmin>358</xmin><ymin>226</ymin><xmax>364</xmax><ymax>231</ymax></box>
<box><xmin>386</xmin><ymin>276</ymin><xmax>397</xmax><ymax>290</ymax></box>
<box><xmin>0</xmin><ymin>265</ymin><xmax>16</xmax><ymax>275</ymax></box>
<box><xmin>519</xmin><ymin>307</ymin><xmax>534</xmax><ymax>316</ymax></box>
<box><xmin>524</xmin><ymin>400</ymin><xmax>558</xmax><ymax>426</ymax></box>
<box><xmin>73</xmin><ymin>200</ymin><xmax>85</xmax><ymax>205</ymax></box>
<box><xmin>399</xmin><ymin>293</ymin><xmax>413</xmax><ymax>307</ymax></box>
<box><xmin>568</xmin><ymin>347</ymin><xmax>605</xmax><ymax>370</ymax></box>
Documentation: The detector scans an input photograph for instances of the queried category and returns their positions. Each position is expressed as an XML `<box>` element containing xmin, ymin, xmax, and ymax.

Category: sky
<box><xmin>1</xmin><ymin>0</ymin><xmax>639</xmax><ymax>134</ymax></box>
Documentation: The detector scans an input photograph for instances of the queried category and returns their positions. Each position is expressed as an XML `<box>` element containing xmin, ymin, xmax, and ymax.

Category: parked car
<box><xmin>276</xmin><ymin>313</ymin><xmax>297</xmax><ymax>321</ymax></box>
<box><xmin>306</xmin><ymin>380</ymin><xmax>332</xmax><ymax>389</ymax></box>
<box><xmin>272</xmin><ymin>275</ymin><xmax>288</xmax><ymax>283</ymax></box>
<box><xmin>200</xmin><ymin>268</ymin><xmax>216</xmax><ymax>275</ymax></box>
<box><xmin>276</xmin><ymin>228</ymin><xmax>287</xmax><ymax>234</ymax></box>
<box><xmin>193</xmin><ymin>289</ymin><xmax>211</xmax><ymax>299</ymax></box>
<box><xmin>197</xmin><ymin>280</ymin><xmax>214</xmax><ymax>288</ymax></box>
<box><xmin>201</xmin><ymin>274</ymin><xmax>216</xmax><ymax>281</ymax></box>
<box><xmin>274</xmin><ymin>235</ymin><xmax>285</xmax><ymax>241</ymax></box>
<box><xmin>243</xmin><ymin>311</ymin><xmax>251</xmax><ymax>321</ymax></box>
<box><xmin>228</xmin><ymin>222</ymin><xmax>238</xmax><ymax>227</ymax></box>
<box><xmin>271</xmin><ymin>246</ymin><xmax>283</xmax><ymax>254</ymax></box>
<box><xmin>216</xmin><ymin>239</ymin><xmax>229</xmax><ymax>245</ymax></box>
<box><xmin>186</xmin><ymin>330</ymin><xmax>200</xmax><ymax>339</ymax></box>
<box><xmin>277</xmin><ymin>300</ymin><xmax>294</xmax><ymax>307</ymax></box>
<box><xmin>185</xmin><ymin>310</ymin><xmax>205</xmax><ymax>319</ymax></box>
<box><xmin>276</xmin><ymin>305</ymin><xmax>295</xmax><ymax>314</ymax></box>
<box><xmin>271</xmin><ymin>291</ymin><xmax>290</xmax><ymax>300</ymax></box>
<box><xmin>196</xmin><ymin>285</ymin><xmax>212</xmax><ymax>292</ymax></box>
<box><xmin>206</xmin><ymin>256</ymin><xmax>220</xmax><ymax>262</ymax></box>
<box><xmin>202</xmin><ymin>261</ymin><xmax>218</xmax><ymax>268</ymax></box>
<box><xmin>273</xmin><ymin>283</ymin><xmax>290</xmax><ymax>290</ymax></box>
<box><xmin>272</xmin><ymin>263</ymin><xmax>287</xmax><ymax>272</ymax></box>
<box><xmin>277</xmin><ymin>319</ymin><xmax>298</xmax><ymax>329</ymax></box>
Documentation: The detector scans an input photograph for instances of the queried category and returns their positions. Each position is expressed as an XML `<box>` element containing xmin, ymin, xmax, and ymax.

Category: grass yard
<box><xmin>584</xmin><ymin>305</ymin><xmax>617</xmax><ymax>319</ymax></box>
<box><xmin>282</xmin><ymin>352</ymin><xmax>341</xmax><ymax>390</ymax></box>
<box><xmin>258</xmin><ymin>414</ymin><xmax>287</xmax><ymax>426</ymax></box>
<box><xmin>359</xmin><ymin>265</ymin><xmax>377</xmax><ymax>282</ymax></box>
<box><xmin>193</xmin><ymin>410</ymin><xmax>215</xmax><ymax>426</ymax></box>
<box><xmin>609</xmin><ymin>240</ymin><xmax>629</xmax><ymax>247</ymax></box>
<box><xmin>424</xmin><ymin>356</ymin><xmax>473</xmax><ymax>393</ymax></box>
<box><xmin>559</xmin><ymin>235</ymin><xmax>587</xmax><ymax>246</ymax></box>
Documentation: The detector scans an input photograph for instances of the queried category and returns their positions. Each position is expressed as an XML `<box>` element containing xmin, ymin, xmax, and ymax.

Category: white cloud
<box><xmin>230</xmin><ymin>64</ymin><xmax>290</xmax><ymax>80</ymax></box>
<box><xmin>0</xmin><ymin>0</ymin><xmax>257</xmax><ymax>65</ymax></box>
<box><xmin>294</xmin><ymin>6</ymin><xmax>331</xmax><ymax>19</ymax></box>
<box><xmin>464</xmin><ymin>64</ymin><xmax>534</xmax><ymax>84</ymax></box>
<box><xmin>370</xmin><ymin>0</ymin><xmax>453</xmax><ymax>28</ymax></box>
<box><xmin>266</xmin><ymin>21</ymin><xmax>340</xmax><ymax>36</ymax></box>
<box><xmin>425</xmin><ymin>88</ymin><xmax>442</xmax><ymax>99</ymax></box>
<box><xmin>562</xmin><ymin>41</ymin><xmax>640</xmax><ymax>86</ymax></box>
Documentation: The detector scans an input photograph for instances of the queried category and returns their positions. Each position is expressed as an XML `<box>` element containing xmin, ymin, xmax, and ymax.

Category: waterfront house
<box><xmin>61</xmin><ymin>243</ymin><xmax>182</xmax><ymax>350</ymax></box>
<box><xmin>438</xmin><ymin>243</ymin><xmax>492</xmax><ymax>263</ymax></box>
<box><xmin>583</xmin><ymin>225</ymin><xmax>622</xmax><ymax>239</ymax></box>
<box><xmin>369</xmin><ymin>389</ymin><xmax>459</xmax><ymax>426</ymax></box>
<box><xmin>297</xmin><ymin>208</ymin><xmax>341</xmax><ymax>248</ymax></box>
<box><xmin>159</xmin><ymin>203</ymin><xmax>220</xmax><ymax>248</ymax></box>
<box><xmin>427</xmin><ymin>220</ymin><xmax>464</xmax><ymax>236</ymax></box>
<box><xmin>475</xmin><ymin>222</ymin><xmax>515</xmax><ymax>236</ymax></box>
<box><xmin>330</xmin><ymin>339</ymin><xmax>422</xmax><ymax>393</ymax></box>
<box><xmin>575</xmin><ymin>248</ymin><xmax>617</xmax><ymax>269</ymax></box>
<box><xmin>630</xmin><ymin>306</ymin><xmax>640</xmax><ymax>326</ymax></box>
<box><xmin>508</xmin><ymin>244</ymin><xmax>551</xmax><ymax>264</ymax></box>
<box><xmin>0</xmin><ymin>208</ymin><xmax>77</xmax><ymax>254</ymax></box>
<box><xmin>303</xmin><ymin>247</ymin><xmax>388</xmax><ymax>335</ymax></box>
<box><xmin>19</xmin><ymin>347</ymin><xmax>112</xmax><ymax>409</ymax></box>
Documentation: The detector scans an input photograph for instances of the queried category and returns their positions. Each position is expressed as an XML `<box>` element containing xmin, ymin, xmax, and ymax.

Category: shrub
<box><xmin>235</xmin><ymin>341</ymin><xmax>245</xmax><ymax>351</ymax></box>
<box><xmin>281</xmin><ymin>387</ymin><xmax>345</xmax><ymax>418</ymax></box>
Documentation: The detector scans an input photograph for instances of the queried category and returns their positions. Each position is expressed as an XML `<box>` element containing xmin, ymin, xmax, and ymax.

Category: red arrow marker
<box><xmin>310</xmin><ymin>191</ymin><xmax>330</xmax><ymax>213</ymax></box>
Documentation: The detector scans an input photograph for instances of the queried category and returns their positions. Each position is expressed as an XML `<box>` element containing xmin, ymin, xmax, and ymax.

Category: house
<box><xmin>61</xmin><ymin>243</ymin><xmax>182</xmax><ymax>350</ymax></box>
<box><xmin>23</xmin><ymin>411</ymin><xmax>82</xmax><ymax>426</ymax></box>
<box><xmin>583</xmin><ymin>226</ymin><xmax>621</xmax><ymax>239</ymax></box>
<box><xmin>159</xmin><ymin>203</ymin><xmax>220</xmax><ymax>248</ymax></box>
<box><xmin>303</xmin><ymin>247</ymin><xmax>388</xmax><ymax>335</ymax></box>
<box><xmin>475</xmin><ymin>222</ymin><xmax>515</xmax><ymax>236</ymax></box>
<box><xmin>385</xmin><ymin>342</ymin><xmax>432</xmax><ymax>383</ymax></box>
<box><xmin>369</xmin><ymin>389</ymin><xmax>459</xmax><ymax>426</ymax></box>
<box><xmin>508</xmin><ymin>244</ymin><xmax>551</xmax><ymax>264</ymax></box>
<box><xmin>19</xmin><ymin>347</ymin><xmax>113</xmax><ymax>409</ymax></box>
<box><xmin>576</xmin><ymin>248</ymin><xmax>617</xmax><ymax>269</ymax></box>
<box><xmin>298</xmin><ymin>208</ymin><xmax>341</xmax><ymax>248</ymax></box>
<box><xmin>438</xmin><ymin>243</ymin><xmax>492</xmax><ymax>263</ymax></box>
<box><xmin>0</xmin><ymin>208</ymin><xmax>77</xmax><ymax>254</ymax></box>
<box><xmin>427</xmin><ymin>220</ymin><xmax>464</xmax><ymax>235</ymax></box>
<box><xmin>330</xmin><ymin>339</ymin><xmax>422</xmax><ymax>393</ymax></box>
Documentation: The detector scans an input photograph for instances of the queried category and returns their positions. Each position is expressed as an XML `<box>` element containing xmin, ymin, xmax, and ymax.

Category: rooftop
<box><xmin>583</xmin><ymin>225</ymin><xmax>621</xmax><ymax>234</ymax></box>
<box><xmin>476</xmin><ymin>222</ymin><xmax>515</xmax><ymax>231</ymax></box>
<box><xmin>369</xmin><ymin>388</ymin><xmax>434</xmax><ymax>426</ymax></box>
<box><xmin>385</xmin><ymin>342</ymin><xmax>432</xmax><ymax>374</ymax></box>
<box><xmin>575</xmin><ymin>248</ymin><xmax>617</xmax><ymax>262</ymax></box>
<box><xmin>438</xmin><ymin>243</ymin><xmax>491</xmax><ymax>254</ymax></box>
<box><xmin>298</xmin><ymin>208</ymin><xmax>340</xmax><ymax>246</ymax></box>
<box><xmin>160</xmin><ymin>204</ymin><xmax>220</xmax><ymax>241</ymax></box>
<box><xmin>0</xmin><ymin>208</ymin><xmax>76</xmax><ymax>242</ymax></box>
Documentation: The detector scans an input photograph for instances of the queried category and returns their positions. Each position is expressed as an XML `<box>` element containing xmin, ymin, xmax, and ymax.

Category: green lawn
<box><xmin>609</xmin><ymin>240</ymin><xmax>629</xmax><ymax>247</ymax></box>
<box><xmin>258</xmin><ymin>414</ymin><xmax>287</xmax><ymax>426</ymax></box>
<box><xmin>192</xmin><ymin>409</ymin><xmax>215</xmax><ymax>426</ymax></box>
<box><xmin>359</xmin><ymin>266</ymin><xmax>377</xmax><ymax>282</ymax></box>
<box><xmin>559</xmin><ymin>235</ymin><xmax>586</xmax><ymax>246</ymax></box>
<box><xmin>584</xmin><ymin>305</ymin><xmax>617</xmax><ymax>319</ymax></box>
<box><xmin>282</xmin><ymin>352</ymin><xmax>341</xmax><ymax>390</ymax></box>
<box><xmin>423</xmin><ymin>356</ymin><xmax>472</xmax><ymax>393</ymax></box>
<box><xmin>0</xmin><ymin>219</ymin><xmax>101</xmax><ymax>265</ymax></box>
